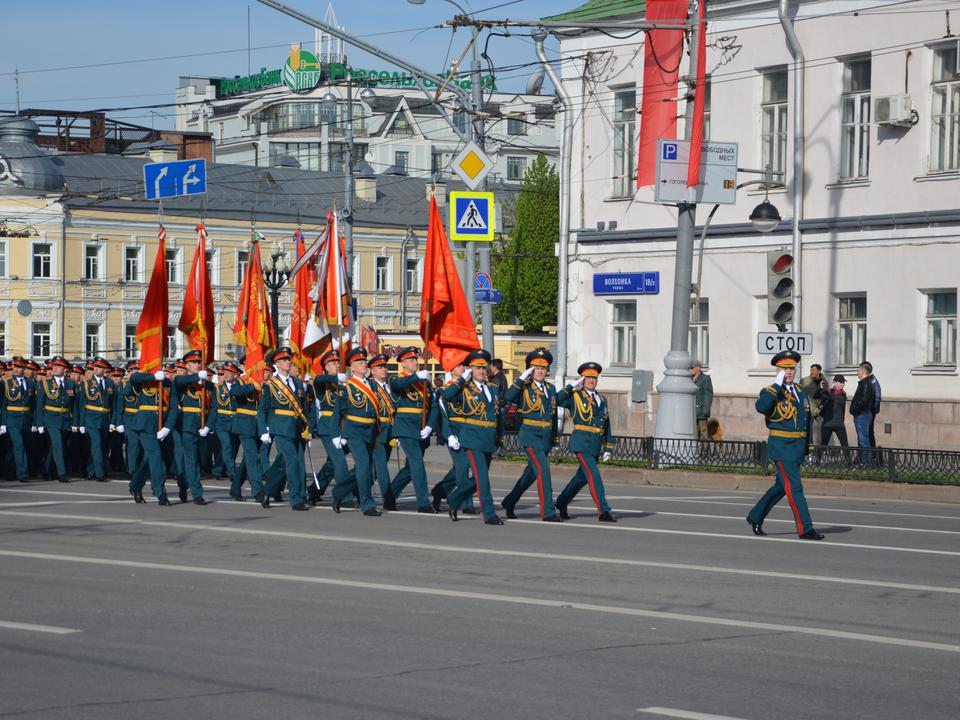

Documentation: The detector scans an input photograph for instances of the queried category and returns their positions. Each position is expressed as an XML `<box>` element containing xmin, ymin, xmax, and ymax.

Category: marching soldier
<box><xmin>387</xmin><ymin>347</ymin><xmax>439</xmax><ymax>513</ymax></box>
<box><xmin>258</xmin><ymin>346</ymin><xmax>310</xmax><ymax>510</ymax></box>
<box><xmin>330</xmin><ymin>347</ymin><xmax>381</xmax><ymax>516</ymax></box>
<box><xmin>66</xmin><ymin>363</ymin><xmax>85</xmax><ymax>477</ymax></box>
<box><xmin>312</xmin><ymin>349</ymin><xmax>348</xmax><ymax>503</ymax></box>
<box><xmin>229</xmin><ymin>366</ymin><xmax>266</xmax><ymax>505</ymax></box>
<box><xmin>128</xmin><ymin>366</ymin><xmax>174</xmax><ymax>504</ymax></box>
<box><xmin>0</xmin><ymin>357</ymin><xmax>36</xmax><ymax>482</ymax></box>
<box><xmin>77</xmin><ymin>357</ymin><xmax>116</xmax><ymax>483</ymax></box>
<box><xmin>444</xmin><ymin>349</ymin><xmax>504</xmax><ymax>525</ymax></box>
<box><xmin>368</xmin><ymin>354</ymin><xmax>397</xmax><ymax>504</ymax></box>
<box><xmin>116</xmin><ymin>361</ymin><xmax>141</xmax><ymax>477</ymax></box>
<box><xmin>24</xmin><ymin>359</ymin><xmax>44</xmax><ymax>477</ymax></box>
<box><xmin>108</xmin><ymin>365</ymin><xmax>127</xmax><ymax>473</ymax></box>
<box><xmin>430</xmin><ymin>362</ymin><xmax>477</xmax><ymax>514</ymax></box>
<box><xmin>747</xmin><ymin>350</ymin><xmax>824</xmax><ymax>540</ymax></box>
<box><xmin>34</xmin><ymin>356</ymin><xmax>76</xmax><ymax>483</ymax></box>
<box><xmin>501</xmin><ymin>348</ymin><xmax>562</xmax><ymax>521</ymax></box>
<box><xmin>209</xmin><ymin>364</ymin><xmax>241</xmax><ymax>500</ymax></box>
<box><xmin>555</xmin><ymin>362</ymin><xmax>617</xmax><ymax>522</ymax></box>
<box><xmin>171</xmin><ymin>350</ymin><xmax>214</xmax><ymax>505</ymax></box>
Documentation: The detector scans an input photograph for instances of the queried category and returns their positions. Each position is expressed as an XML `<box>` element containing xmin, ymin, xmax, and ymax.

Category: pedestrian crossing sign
<box><xmin>449</xmin><ymin>191</ymin><xmax>495</xmax><ymax>242</ymax></box>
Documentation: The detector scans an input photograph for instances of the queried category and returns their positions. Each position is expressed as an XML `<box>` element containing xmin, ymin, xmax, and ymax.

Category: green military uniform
<box><xmin>431</xmin><ymin>375</ymin><xmax>477</xmax><ymax>513</ymax></box>
<box><xmin>77</xmin><ymin>359</ymin><xmax>116</xmax><ymax>482</ymax></box>
<box><xmin>312</xmin><ymin>351</ymin><xmax>348</xmax><ymax>499</ymax></box>
<box><xmin>128</xmin><ymin>371</ymin><xmax>173</xmax><ymax>504</ymax></box>
<box><xmin>229</xmin><ymin>374</ymin><xmax>265</xmax><ymax>502</ymax></box>
<box><xmin>171</xmin><ymin>354</ymin><xmax>214</xmax><ymax>504</ymax></box>
<box><xmin>501</xmin><ymin>348</ymin><xmax>561</xmax><ymax>521</ymax></box>
<box><xmin>209</xmin><ymin>376</ymin><xmax>240</xmax><ymax>498</ymax></box>
<box><xmin>388</xmin><ymin>349</ymin><xmax>440</xmax><ymax>512</ymax></box>
<box><xmin>555</xmin><ymin>362</ymin><xmax>616</xmax><ymax>521</ymax></box>
<box><xmin>332</xmin><ymin>348</ymin><xmax>380</xmax><ymax>515</ymax></box>
<box><xmin>258</xmin><ymin>348</ymin><xmax>309</xmax><ymax>509</ymax></box>
<box><xmin>117</xmin><ymin>366</ymin><xmax>142</xmax><ymax>477</ymax></box>
<box><xmin>368</xmin><ymin>357</ymin><xmax>397</xmax><ymax>504</ymax></box>
<box><xmin>34</xmin><ymin>357</ymin><xmax>77</xmax><ymax>482</ymax></box>
<box><xmin>1</xmin><ymin>360</ymin><xmax>36</xmax><ymax>482</ymax></box>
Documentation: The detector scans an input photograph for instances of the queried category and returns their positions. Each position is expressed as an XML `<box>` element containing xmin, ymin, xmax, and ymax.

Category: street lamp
<box><xmin>749</xmin><ymin>199</ymin><xmax>782</xmax><ymax>234</ymax></box>
<box><xmin>261</xmin><ymin>239</ymin><xmax>291</xmax><ymax>341</ymax></box>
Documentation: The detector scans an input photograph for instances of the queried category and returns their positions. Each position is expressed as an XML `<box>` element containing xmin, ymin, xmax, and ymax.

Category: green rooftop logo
<box><xmin>283</xmin><ymin>45</ymin><xmax>322</xmax><ymax>93</ymax></box>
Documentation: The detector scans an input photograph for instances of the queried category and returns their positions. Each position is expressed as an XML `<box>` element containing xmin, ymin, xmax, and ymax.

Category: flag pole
<box><xmin>158</xmin><ymin>206</ymin><xmax>165</xmax><ymax>433</ymax></box>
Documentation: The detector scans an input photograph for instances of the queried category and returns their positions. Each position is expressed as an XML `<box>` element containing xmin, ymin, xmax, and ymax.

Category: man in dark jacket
<box><xmin>849</xmin><ymin>362</ymin><xmax>875</xmax><ymax>465</ymax></box>
<box><xmin>691</xmin><ymin>360</ymin><xmax>713</xmax><ymax>440</ymax></box>
<box><xmin>819</xmin><ymin>375</ymin><xmax>849</xmax><ymax>447</ymax></box>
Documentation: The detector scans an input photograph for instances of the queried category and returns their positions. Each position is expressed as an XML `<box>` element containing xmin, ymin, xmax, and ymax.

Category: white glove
<box><xmin>157</xmin><ymin>427</ymin><xmax>170</xmax><ymax>441</ymax></box>
<box><xmin>461</xmin><ymin>367</ymin><xmax>472</xmax><ymax>382</ymax></box>
<box><xmin>570</xmin><ymin>376</ymin><xmax>585</xmax><ymax>390</ymax></box>
<box><xmin>0</xmin><ymin>425</ymin><xmax>5</xmax><ymax>435</ymax></box>
<box><xmin>198</xmin><ymin>370</ymin><xmax>208</xmax><ymax>380</ymax></box>
<box><xmin>37</xmin><ymin>426</ymin><xmax>45</xmax><ymax>435</ymax></box>
<box><xmin>154</xmin><ymin>371</ymin><xmax>165</xmax><ymax>381</ymax></box>
<box><xmin>260</xmin><ymin>433</ymin><xmax>271</xmax><ymax>444</ymax></box>
<box><xmin>109</xmin><ymin>424</ymin><xmax>116</xmax><ymax>432</ymax></box>
<box><xmin>199</xmin><ymin>427</ymin><xmax>210</xmax><ymax>437</ymax></box>
<box><xmin>519</xmin><ymin>367</ymin><xmax>534</xmax><ymax>381</ymax></box>
<box><xmin>70</xmin><ymin>426</ymin><xmax>77</xmax><ymax>433</ymax></box>
<box><xmin>416</xmin><ymin>370</ymin><xmax>430</xmax><ymax>380</ymax></box>
<box><xmin>212</xmin><ymin>374</ymin><xmax>219</xmax><ymax>385</ymax></box>
<box><xmin>115</xmin><ymin>424</ymin><xmax>125</xmax><ymax>433</ymax></box>
<box><xmin>79</xmin><ymin>427</ymin><xmax>86</xmax><ymax>435</ymax></box>
<box><xmin>30</xmin><ymin>426</ymin><xmax>37</xmax><ymax>433</ymax></box>
<box><xmin>601</xmin><ymin>451</ymin><xmax>611</xmax><ymax>463</ymax></box>
<box><xmin>775</xmin><ymin>370</ymin><xmax>786</xmax><ymax>386</ymax></box>
<box><xmin>447</xmin><ymin>435</ymin><xmax>460</xmax><ymax>450</ymax></box>
<box><xmin>337</xmin><ymin>373</ymin><xmax>347</xmax><ymax>383</ymax></box>
<box><xmin>332</xmin><ymin>436</ymin><xmax>345</xmax><ymax>449</ymax></box>
<box><xmin>444</xmin><ymin>372</ymin><xmax>452</xmax><ymax>384</ymax></box>
<box><xmin>419</xmin><ymin>426</ymin><xmax>432</xmax><ymax>440</ymax></box>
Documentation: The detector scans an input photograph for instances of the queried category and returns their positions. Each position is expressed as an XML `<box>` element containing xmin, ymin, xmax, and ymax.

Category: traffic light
<box><xmin>766</xmin><ymin>249</ymin><xmax>794</xmax><ymax>329</ymax></box>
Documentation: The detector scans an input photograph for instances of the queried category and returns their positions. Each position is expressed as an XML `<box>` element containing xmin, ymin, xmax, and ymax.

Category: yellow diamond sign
<box><xmin>452</xmin><ymin>141</ymin><xmax>493</xmax><ymax>190</ymax></box>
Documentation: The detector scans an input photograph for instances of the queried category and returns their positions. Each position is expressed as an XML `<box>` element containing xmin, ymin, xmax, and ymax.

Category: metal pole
<box><xmin>653</xmin><ymin>0</ymin><xmax>701</xmax><ymax>442</ymax></box>
<box><xmin>344</xmin><ymin>77</ymin><xmax>354</xmax><ymax>292</ymax></box>
<box><xmin>534</xmin><ymin>31</ymin><xmax>572</xmax><ymax>385</ymax></box>
<box><xmin>470</xmin><ymin>29</ymin><xmax>493</xmax><ymax>351</ymax></box>
<box><xmin>779</xmin><ymin>0</ymin><xmax>804</xmax><ymax>332</ymax></box>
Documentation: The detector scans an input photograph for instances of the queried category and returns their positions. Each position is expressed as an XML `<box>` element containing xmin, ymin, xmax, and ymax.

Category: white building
<box><xmin>553</xmin><ymin>0</ymin><xmax>959</xmax><ymax>448</ymax></box>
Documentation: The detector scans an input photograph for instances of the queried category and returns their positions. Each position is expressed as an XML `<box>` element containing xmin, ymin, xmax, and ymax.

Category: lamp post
<box><xmin>260</xmin><ymin>239</ymin><xmax>291</xmax><ymax>341</ymax></box>
<box><xmin>400</xmin><ymin>227</ymin><xmax>419</xmax><ymax>327</ymax></box>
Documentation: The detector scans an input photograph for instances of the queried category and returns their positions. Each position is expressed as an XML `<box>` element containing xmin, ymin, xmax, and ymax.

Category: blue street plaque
<box><xmin>592</xmin><ymin>272</ymin><xmax>660</xmax><ymax>295</ymax></box>
<box><xmin>475</xmin><ymin>289</ymin><xmax>502</xmax><ymax>304</ymax></box>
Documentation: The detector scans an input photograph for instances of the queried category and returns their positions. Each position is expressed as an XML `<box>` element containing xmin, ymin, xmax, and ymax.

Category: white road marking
<box><xmin>0</xmin><ymin>620</ymin><xmax>81</xmax><ymax>635</ymax></box>
<box><xmin>1</xmin><ymin>510</ymin><xmax>957</xmax><ymax>595</ymax></box>
<box><xmin>1</xmin><ymin>548</ymin><xmax>957</xmax><ymax>654</ymax></box>
<box><xmin>638</xmin><ymin>708</ymin><xmax>751</xmax><ymax>720</ymax></box>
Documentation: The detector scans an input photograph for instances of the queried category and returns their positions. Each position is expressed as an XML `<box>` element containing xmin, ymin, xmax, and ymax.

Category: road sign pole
<box><xmin>470</xmin><ymin>35</ymin><xmax>494</xmax><ymax>353</ymax></box>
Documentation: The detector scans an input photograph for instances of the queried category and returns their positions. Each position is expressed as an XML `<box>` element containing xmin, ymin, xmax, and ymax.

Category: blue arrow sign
<box><xmin>144</xmin><ymin>159</ymin><xmax>207</xmax><ymax>200</ymax></box>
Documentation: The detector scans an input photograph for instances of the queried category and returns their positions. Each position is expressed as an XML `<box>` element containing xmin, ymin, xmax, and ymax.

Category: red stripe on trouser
<box><xmin>466</xmin><ymin>449</ymin><xmax>483</xmax><ymax>513</ymax></box>
<box><xmin>527</xmin><ymin>447</ymin><xmax>545</xmax><ymax>519</ymax></box>
<box><xmin>577</xmin><ymin>453</ymin><xmax>601</xmax><ymax>512</ymax></box>
<box><xmin>777</xmin><ymin>460</ymin><xmax>804</xmax><ymax>534</ymax></box>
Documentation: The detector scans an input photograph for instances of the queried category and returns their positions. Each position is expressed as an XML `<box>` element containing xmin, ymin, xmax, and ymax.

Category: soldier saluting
<box><xmin>387</xmin><ymin>347</ymin><xmax>438</xmax><ymax>513</ymax></box>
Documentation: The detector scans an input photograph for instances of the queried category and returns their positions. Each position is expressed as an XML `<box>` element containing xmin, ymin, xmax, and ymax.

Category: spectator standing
<box><xmin>798</xmin><ymin>363</ymin><xmax>828</xmax><ymax>442</ymax></box>
<box><xmin>691</xmin><ymin>360</ymin><xmax>713</xmax><ymax>440</ymax></box>
<box><xmin>864</xmin><ymin>361</ymin><xmax>881</xmax><ymax>448</ymax></box>
<box><xmin>487</xmin><ymin>358</ymin><xmax>508</xmax><ymax>400</ymax></box>
<box><xmin>820</xmin><ymin>375</ymin><xmax>849</xmax><ymax>447</ymax></box>
<box><xmin>849</xmin><ymin>362</ymin><xmax>876</xmax><ymax>465</ymax></box>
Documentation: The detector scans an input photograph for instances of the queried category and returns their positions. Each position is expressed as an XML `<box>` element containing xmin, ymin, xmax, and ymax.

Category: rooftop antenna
<box><xmin>318</xmin><ymin>2</ymin><xmax>346</xmax><ymax>65</ymax></box>
<box><xmin>14</xmin><ymin>66</ymin><xmax>21</xmax><ymax>114</ymax></box>
<box><xmin>247</xmin><ymin>5</ymin><xmax>252</xmax><ymax>75</ymax></box>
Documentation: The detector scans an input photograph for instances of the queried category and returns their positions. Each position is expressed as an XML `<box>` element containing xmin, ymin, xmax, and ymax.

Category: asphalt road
<box><xmin>1</xmin><ymin>458</ymin><xmax>958</xmax><ymax>720</ymax></box>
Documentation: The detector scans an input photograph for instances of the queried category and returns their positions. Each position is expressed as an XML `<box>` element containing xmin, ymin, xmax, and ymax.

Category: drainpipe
<box><xmin>779</xmin><ymin>0</ymin><xmax>804</xmax><ymax>331</ymax></box>
<box><xmin>59</xmin><ymin>213</ymin><xmax>67</xmax><ymax>355</ymax></box>
<box><xmin>534</xmin><ymin>30</ymin><xmax>573</xmax><ymax>384</ymax></box>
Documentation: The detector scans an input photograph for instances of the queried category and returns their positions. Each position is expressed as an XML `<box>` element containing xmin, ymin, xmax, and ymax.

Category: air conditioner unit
<box><xmin>874</xmin><ymin>95</ymin><xmax>914</xmax><ymax>126</ymax></box>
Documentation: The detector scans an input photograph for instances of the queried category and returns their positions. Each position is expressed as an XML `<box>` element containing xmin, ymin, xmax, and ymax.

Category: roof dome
<box><xmin>0</xmin><ymin>116</ymin><xmax>65</xmax><ymax>195</ymax></box>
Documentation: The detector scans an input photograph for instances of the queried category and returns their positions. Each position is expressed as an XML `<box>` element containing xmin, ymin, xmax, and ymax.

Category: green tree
<box><xmin>492</xmin><ymin>154</ymin><xmax>559</xmax><ymax>331</ymax></box>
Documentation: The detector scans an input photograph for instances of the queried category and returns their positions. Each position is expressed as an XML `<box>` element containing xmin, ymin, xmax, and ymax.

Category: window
<box><xmin>507</xmin><ymin>156</ymin><xmax>527</xmax><ymax>181</ymax></box>
<box><xmin>840</xmin><ymin>58</ymin><xmax>871</xmax><ymax>180</ymax></box>
<box><xmin>931</xmin><ymin>45</ymin><xmax>960</xmax><ymax>172</ymax></box>
<box><xmin>166</xmin><ymin>248</ymin><xmax>179</xmax><ymax>284</ymax></box>
<box><xmin>125</xmin><ymin>246</ymin><xmax>142</xmax><ymax>282</ymax></box>
<box><xmin>84</xmin><ymin>245</ymin><xmax>101</xmax><ymax>280</ymax></box>
<box><xmin>125</xmin><ymin>324</ymin><xmax>138</xmax><ymax>360</ymax></box>
<box><xmin>236</xmin><ymin>250</ymin><xmax>249</xmax><ymax>285</ymax></box>
<box><xmin>689</xmin><ymin>299</ymin><xmax>710</xmax><ymax>367</ymax></box>
<box><xmin>837</xmin><ymin>296</ymin><xmax>867</xmax><ymax>367</ymax></box>
<box><xmin>252</xmin><ymin>102</ymin><xmax>318</xmax><ymax>132</ymax></box>
<box><xmin>394</xmin><ymin>151</ymin><xmax>409</xmax><ymax>172</ymax></box>
<box><xmin>611</xmin><ymin>301</ymin><xmax>637</xmax><ymax>366</ymax></box>
<box><xmin>269</xmin><ymin>141</ymin><xmax>321</xmax><ymax>171</ymax></box>
<box><xmin>375</xmin><ymin>256</ymin><xmax>390</xmax><ymax>291</ymax></box>
<box><xmin>507</xmin><ymin>115</ymin><xmax>527</xmax><ymax>136</ymax></box>
<box><xmin>32</xmin><ymin>323</ymin><xmax>51</xmax><ymax>357</ymax></box>
<box><xmin>761</xmin><ymin>68</ymin><xmax>788</xmax><ymax>177</ymax></box>
<box><xmin>166</xmin><ymin>326</ymin><xmax>179</xmax><ymax>359</ymax></box>
<box><xmin>0</xmin><ymin>321</ymin><xmax>5</xmax><ymax>355</ymax></box>
<box><xmin>327</xmin><ymin>142</ymin><xmax>368</xmax><ymax>172</ymax></box>
<box><xmin>404</xmin><ymin>258</ymin><xmax>419</xmax><ymax>293</ymax></box>
<box><xmin>0</xmin><ymin>240</ymin><xmax>7</xmax><ymax>277</ymax></box>
<box><xmin>703</xmin><ymin>75</ymin><xmax>712</xmax><ymax>141</ymax></box>
<box><xmin>32</xmin><ymin>242</ymin><xmax>52</xmax><ymax>278</ymax></box>
<box><xmin>205</xmin><ymin>248</ymin><xmax>218</xmax><ymax>286</ymax></box>
<box><xmin>387</xmin><ymin>113</ymin><xmax>414</xmax><ymax>137</ymax></box>
<box><xmin>612</xmin><ymin>88</ymin><xmax>637</xmax><ymax>198</ymax></box>
<box><xmin>431</xmin><ymin>151</ymin><xmax>443</xmax><ymax>175</ymax></box>
<box><xmin>85</xmin><ymin>323</ymin><xmax>102</xmax><ymax>357</ymax></box>
<box><xmin>925</xmin><ymin>290</ymin><xmax>957</xmax><ymax>365</ymax></box>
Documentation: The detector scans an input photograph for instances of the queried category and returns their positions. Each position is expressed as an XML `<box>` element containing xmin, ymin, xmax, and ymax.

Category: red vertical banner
<box><xmin>636</xmin><ymin>0</ymin><xmax>689</xmax><ymax>188</ymax></box>
<box><xmin>233</xmin><ymin>232</ymin><xmax>276</xmax><ymax>384</ymax></box>
<box><xmin>135</xmin><ymin>225</ymin><xmax>169</xmax><ymax>373</ymax></box>
<box><xmin>289</xmin><ymin>229</ymin><xmax>314</xmax><ymax>375</ymax></box>
<box><xmin>178</xmin><ymin>223</ymin><xmax>215</xmax><ymax>364</ymax></box>
<box><xmin>687</xmin><ymin>0</ymin><xmax>708</xmax><ymax>188</ymax></box>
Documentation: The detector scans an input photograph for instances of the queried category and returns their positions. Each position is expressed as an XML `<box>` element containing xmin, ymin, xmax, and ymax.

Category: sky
<box><xmin>0</xmin><ymin>0</ymin><xmax>581</xmax><ymax>128</ymax></box>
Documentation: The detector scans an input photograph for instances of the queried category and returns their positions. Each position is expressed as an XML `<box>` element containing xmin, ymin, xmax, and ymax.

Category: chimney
<box><xmin>145</xmin><ymin>140</ymin><xmax>179</xmax><ymax>164</ymax></box>
<box><xmin>354</xmin><ymin>161</ymin><xmax>377</xmax><ymax>203</ymax></box>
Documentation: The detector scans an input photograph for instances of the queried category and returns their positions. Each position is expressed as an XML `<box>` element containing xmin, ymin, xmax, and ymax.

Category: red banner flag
<box><xmin>135</xmin><ymin>225</ymin><xmax>169</xmax><ymax>373</ymax></box>
<box><xmin>234</xmin><ymin>231</ymin><xmax>276</xmax><ymax>384</ymax></box>
<box><xmin>420</xmin><ymin>195</ymin><xmax>480</xmax><ymax>371</ymax></box>
<box><xmin>687</xmin><ymin>0</ymin><xmax>708</xmax><ymax>188</ymax></box>
<box><xmin>178</xmin><ymin>223</ymin><xmax>215</xmax><ymax>364</ymax></box>
<box><xmin>289</xmin><ymin>229</ymin><xmax>315</xmax><ymax>375</ymax></box>
<box><xmin>636</xmin><ymin>0</ymin><xmax>688</xmax><ymax>188</ymax></box>
<box><xmin>304</xmin><ymin>212</ymin><xmax>354</xmax><ymax>363</ymax></box>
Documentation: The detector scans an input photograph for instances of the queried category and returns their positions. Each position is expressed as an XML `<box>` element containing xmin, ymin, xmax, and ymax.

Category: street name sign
<box><xmin>475</xmin><ymin>288</ymin><xmax>502</xmax><ymax>304</ymax></box>
<box><xmin>451</xmin><ymin>141</ymin><xmax>494</xmax><ymax>190</ymax></box>
<box><xmin>593</xmin><ymin>272</ymin><xmax>660</xmax><ymax>295</ymax></box>
<box><xmin>654</xmin><ymin>140</ymin><xmax>738</xmax><ymax>205</ymax></box>
<box><xmin>450</xmin><ymin>191</ymin><xmax>495</xmax><ymax>242</ymax></box>
<box><xmin>757</xmin><ymin>332</ymin><xmax>814</xmax><ymax>355</ymax></box>
<box><xmin>144</xmin><ymin>159</ymin><xmax>207</xmax><ymax>200</ymax></box>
